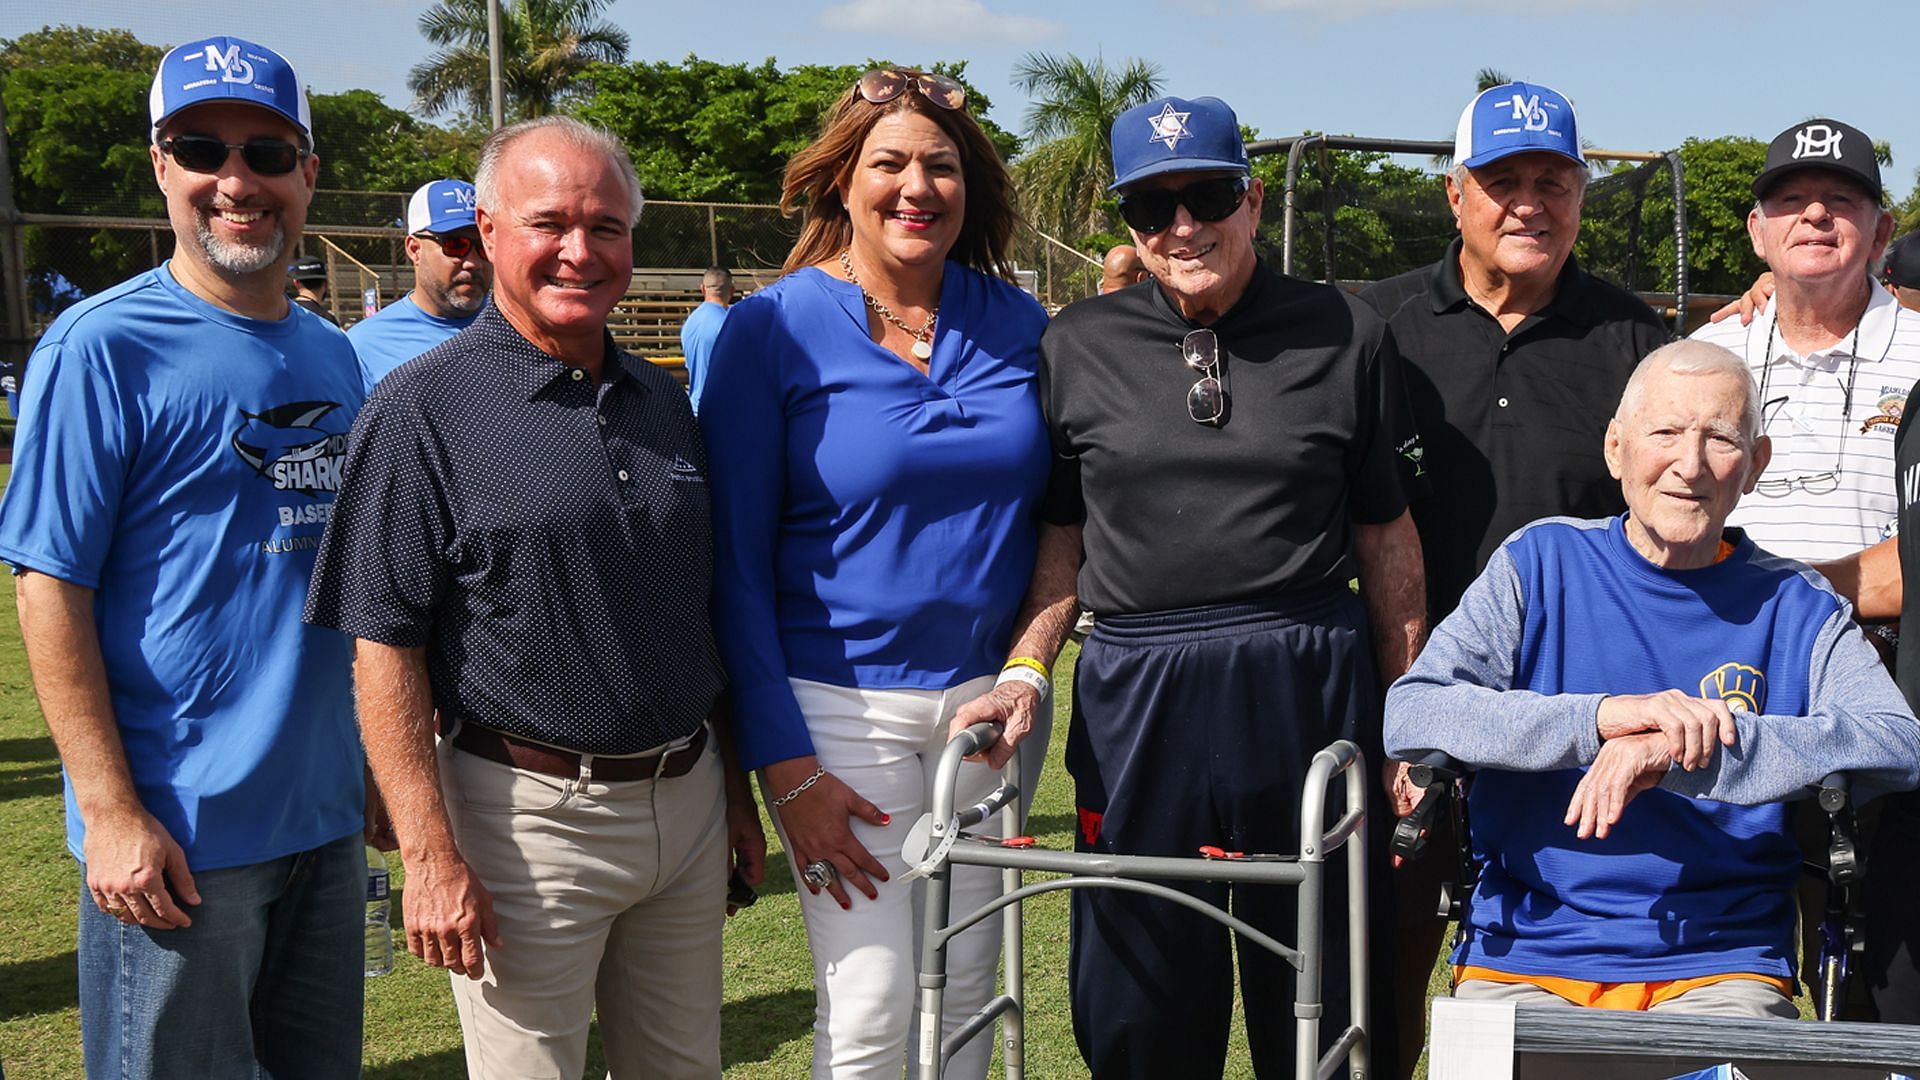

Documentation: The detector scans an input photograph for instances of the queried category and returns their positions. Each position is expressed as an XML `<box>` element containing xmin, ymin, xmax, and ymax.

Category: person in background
<box><xmin>1357</xmin><ymin>80</ymin><xmax>1671</xmax><ymax>1073</ymax></box>
<box><xmin>348</xmin><ymin>177</ymin><xmax>492</xmax><ymax>391</ymax></box>
<box><xmin>1691</xmin><ymin>118</ymin><xmax>1918</xmax><ymax>564</ymax></box>
<box><xmin>1884</xmin><ymin>232</ymin><xmax>1920</xmax><ymax>314</ymax></box>
<box><xmin>699</xmin><ymin>67</ymin><xmax>1051</xmax><ymax>1080</ymax></box>
<box><xmin>1099</xmin><ymin>243</ymin><xmax>1145</xmax><ymax>294</ymax></box>
<box><xmin>306</xmin><ymin>117</ymin><xmax>761</xmax><ymax>1079</ymax></box>
<box><xmin>958</xmin><ymin>93</ymin><xmax>1424</xmax><ymax>1078</ymax></box>
<box><xmin>0</xmin><ymin>35</ymin><xmax>367</xmax><ymax>1077</ymax></box>
<box><xmin>289</xmin><ymin>255</ymin><xmax>338</xmax><ymax>324</ymax></box>
<box><xmin>680</xmin><ymin>265</ymin><xmax>733</xmax><ymax>413</ymax></box>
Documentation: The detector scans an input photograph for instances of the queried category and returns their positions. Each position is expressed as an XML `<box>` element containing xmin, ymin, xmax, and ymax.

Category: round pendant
<box><xmin>911</xmin><ymin>339</ymin><xmax>933</xmax><ymax>361</ymax></box>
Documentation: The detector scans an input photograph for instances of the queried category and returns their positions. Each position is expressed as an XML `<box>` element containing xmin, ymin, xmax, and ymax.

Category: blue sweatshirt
<box><xmin>1385</xmin><ymin>515</ymin><xmax>1920</xmax><ymax>982</ymax></box>
<box><xmin>699</xmin><ymin>264</ymin><xmax>1050</xmax><ymax>770</ymax></box>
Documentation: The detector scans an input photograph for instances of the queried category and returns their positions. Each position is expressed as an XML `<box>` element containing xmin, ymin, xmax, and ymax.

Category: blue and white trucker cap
<box><xmin>1453</xmin><ymin>81</ymin><xmax>1583</xmax><ymax>169</ymax></box>
<box><xmin>149</xmin><ymin>36</ymin><xmax>311</xmax><ymax>143</ymax></box>
<box><xmin>1109</xmin><ymin>96</ymin><xmax>1249</xmax><ymax>190</ymax></box>
<box><xmin>407</xmin><ymin>179</ymin><xmax>479</xmax><ymax>234</ymax></box>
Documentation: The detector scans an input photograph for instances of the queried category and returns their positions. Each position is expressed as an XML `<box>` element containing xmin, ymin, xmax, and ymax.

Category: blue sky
<box><xmin>5</xmin><ymin>1</ymin><xmax>1916</xmax><ymax>200</ymax></box>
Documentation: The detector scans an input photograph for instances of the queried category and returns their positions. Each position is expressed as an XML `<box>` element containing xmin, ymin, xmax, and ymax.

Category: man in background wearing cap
<box><xmin>349</xmin><ymin>177</ymin><xmax>492</xmax><ymax>391</ymax></box>
<box><xmin>1359</xmin><ymin>80</ymin><xmax>1669</xmax><ymax>1072</ymax></box>
<box><xmin>289</xmin><ymin>255</ymin><xmax>339</xmax><ymax>324</ymax></box>
<box><xmin>1884</xmin><ymin>232</ymin><xmax>1920</xmax><ymax>313</ymax></box>
<box><xmin>0</xmin><ymin>36</ymin><xmax>366</xmax><ymax>1077</ymax></box>
<box><xmin>955</xmin><ymin>94</ymin><xmax>1423</xmax><ymax>1078</ymax></box>
<box><xmin>1692</xmin><ymin>118</ymin><xmax>1917</xmax><ymax>564</ymax></box>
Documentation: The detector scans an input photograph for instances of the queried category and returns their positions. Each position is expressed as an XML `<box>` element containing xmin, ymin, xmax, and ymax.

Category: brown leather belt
<box><xmin>448</xmin><ymin>721</ymin><xmax>707</xmax><ymax>781</ymax></box>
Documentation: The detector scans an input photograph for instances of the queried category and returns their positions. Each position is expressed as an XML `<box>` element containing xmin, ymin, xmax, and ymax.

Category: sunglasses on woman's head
<box><xmin>1118</xmin><ymin>176</ymin><xmax>1250</xmax><ymax>235</ymax></box>
<box><xmin>159</xmin><ymin>135</ymin><xmax>308</xmax><ymax>176</ymax></box>
<box><xmin>855</xmin><ymin>68</ymin><xmax>966</xmax><ymax>112</ymax></box>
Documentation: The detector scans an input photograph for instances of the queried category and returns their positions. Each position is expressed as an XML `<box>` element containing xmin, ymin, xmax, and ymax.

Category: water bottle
<box><xmin>364</xmin><ymin>846</ymin><xmax>394</xmax><ymax>977</ymax></box>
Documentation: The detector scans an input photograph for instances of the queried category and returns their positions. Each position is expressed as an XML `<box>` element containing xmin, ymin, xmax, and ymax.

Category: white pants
<box><xmin>773</xmin><ymin>676</ymin><xmax>1050</xmax><ymax>1080</ymax></box>
<box><xmin>439</xmin><ymin>729</ymin><xmax>729</xmax><ymax>1079</ymax></box>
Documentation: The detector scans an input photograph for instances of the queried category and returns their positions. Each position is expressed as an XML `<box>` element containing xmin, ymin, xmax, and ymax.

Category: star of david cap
<box><xmin>1454</xmin><ymin>82</ymin><xmax>1583</xmax><ymax>169</ymax></box>
<box><xmin>1108</xmin><ymin>96</ymin><xmax>1249</xmax><ymax>191</ymax></box>
<box><xmin>1753</xmin><ymin>118</ymin><xmax>1882</xmax><ymax>202</ymax></box>
<box><xmin>149</xmin><ymin>36</ymin><xmax>311</xmax><ymax>145</ymax></box>
<box><xmin>1884</xmin><ymin>233</ymin><xmax>1920</xmax><ymax>289</ymax></box>
<box><xmin>407</xmin><ymin>179</ymin><xmax>479</xmax><ymax>234</ymax></box>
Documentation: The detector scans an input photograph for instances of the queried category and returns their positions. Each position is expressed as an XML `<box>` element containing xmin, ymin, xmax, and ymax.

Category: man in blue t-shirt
<box><xmin>0</xmin><ymin>36</ymin><xmax>368</xmax><ymax>1077</ymax></box>
<box><xmin>679</xmin><ymin>265</ymin><xmax>732</xmax><ymax>413</ymax></box>
<box><xmin>1386</xmin><ymin>340</ymin><xmax>1920</xmax><ymax>1018</ymax></box>
<box><xmin>349</xmin><ymin>177</ymin><xmax>492</xmax><ymax>390</ymax></box>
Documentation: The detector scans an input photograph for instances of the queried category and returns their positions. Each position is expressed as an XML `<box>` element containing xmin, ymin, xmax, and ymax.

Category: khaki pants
<box><xmin>440</xmin><ymin>731</ymin><xmax>729</xmax><ymax>1079</ymax></box>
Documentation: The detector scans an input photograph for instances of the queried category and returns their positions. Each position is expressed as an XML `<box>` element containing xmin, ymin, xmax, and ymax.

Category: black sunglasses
<box><xmin>1119</xmin><ymin>176</ymin><xmax>1250</xmax><ymax>235</ymax></box>
<box><xmin>856</xmin><ymin>68</ymin><xmax>966</xmax><ymax>112</ymax></box>
<box><xmin>161</xmin><ymin>135</ymin><xmax>308</xmax><ymax>177</ymax></box>
<box><xmin>416</xmin><ymin>232</ymin><xmax>478</xmax><ymax>260</ymax></box>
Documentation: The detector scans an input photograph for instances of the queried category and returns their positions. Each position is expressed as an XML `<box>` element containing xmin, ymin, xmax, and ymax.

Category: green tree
<box><xmin>0</xmin><ymin>24</ymin><xmax>165</xmax><ymax>73</ymax></box>
<box><xmin>408</xmin><ymin>0</ymin><xmax>629</xmax><ymax>121</ymax></box>
<box><xmin>1637</xmin><ymin>135</ymin><xmax>1769</xmax><ymax>296</ymax></box>
<box><xmin>1009</xmin><ymin>52</ymin><xmax>1162</xmax><ymax>241</ymax></box>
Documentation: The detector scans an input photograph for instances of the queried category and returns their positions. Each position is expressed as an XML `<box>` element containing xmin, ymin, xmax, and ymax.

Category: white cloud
<box><xmin>817</xmin><ymin>0</ymin><xmax>1065</xmax><ymax>44</ymax></box>
<box><xmin>1247</xmin><ymin>0</ymin><xmax>1685</xmax><ymax>15</ymax></box>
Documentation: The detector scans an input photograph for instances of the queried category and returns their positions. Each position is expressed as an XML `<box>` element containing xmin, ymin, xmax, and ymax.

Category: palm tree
<box><xmin>1010</xmin><ymin>52</ymin><xmax>1163</xmax><ymax>240</ymax></box>
<box><xmin>407</xmin><ymin>0</ymin><xmax>630</xmax><ymax>120</ymax></box>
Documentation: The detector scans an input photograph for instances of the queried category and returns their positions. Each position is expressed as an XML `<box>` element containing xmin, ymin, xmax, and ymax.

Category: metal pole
<box><xmin>707</xmin><ymin>205</ymin><xmax>719</xmax><ymax>268</ymax></box>
<box><xmin>0</xmin><ymin>88</ymin><xmax>33</xmax><ymax>369</ymax></box>
<box><xmin>1667</xmin><ymin>150</ymin><xmax>1690</xmax><ymax>336</ymax></box>
<box><xmin>487</xmin><ymin>0</ymin><xmax>506</xmax><ymax>129</ymax></box>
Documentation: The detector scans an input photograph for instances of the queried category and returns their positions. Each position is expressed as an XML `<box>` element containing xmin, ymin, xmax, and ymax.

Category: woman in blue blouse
<box><xmin>699</xmin><ymin>69</ymin><xmax>1051</xmax><ymax>1079</ymax></box>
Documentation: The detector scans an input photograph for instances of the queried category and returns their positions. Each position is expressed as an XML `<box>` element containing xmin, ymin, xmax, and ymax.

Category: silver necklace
<box><xmin>840</xmin><ymin>250</ymin><xmax>938</xmax><ymax>361</ymax></box>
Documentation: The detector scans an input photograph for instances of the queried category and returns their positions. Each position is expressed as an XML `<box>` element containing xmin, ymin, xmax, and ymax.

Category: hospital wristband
<box><xmin>1002</xmin><ymin>656</ymin><xmax>1050</xmax><ymax>680</ymax></box>
<box><xmin>995</xmin><ymin>664</ymin><xmax>1051</xmax><ymax>696</ymax></box>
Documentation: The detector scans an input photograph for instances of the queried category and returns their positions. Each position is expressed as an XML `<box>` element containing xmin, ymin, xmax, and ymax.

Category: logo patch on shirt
<box><xmin>1860</xmin><ymin>388</ymin><xmax>1907</xmax><ymax>435</ymax></box>
<box><xmin>668</xmin><ymin>454</ymin><xmax>704</xmax><ymax>483</ymax></box>
<box><xmin>231</xmin><ymin>400</ymin><xmax>350</xmax><ymax>497</ymax></box>
<box><xmin>1700</xmin><ymin>662</ymin><xmax>1766</xmax><ymax>714</ymax></box>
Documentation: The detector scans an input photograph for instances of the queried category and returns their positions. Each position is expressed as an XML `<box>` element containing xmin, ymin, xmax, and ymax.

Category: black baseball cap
<box><xmin>288</xmin><ymin>257</ymin><xmax>327</xmax><ymax>282</ymax></box>
<box><xmin>1752</xmin><ymin>118</ymin><xmax>1882</xmax><ymax>202</ymax></box>
<box><xmin>1885</xmin><ymin>233</ymin><xmax>1920</xmax><ymax>289</ymax></box>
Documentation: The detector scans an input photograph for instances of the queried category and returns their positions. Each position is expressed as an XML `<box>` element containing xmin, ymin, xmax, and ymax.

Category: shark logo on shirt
<box><xmin>231</xmin><ymin>400</ymin><xmax>350</xmax><ymax>497</ymax></box>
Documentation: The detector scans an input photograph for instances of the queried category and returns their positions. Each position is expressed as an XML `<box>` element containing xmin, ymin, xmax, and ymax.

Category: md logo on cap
<box><xmin>1146</xmin><ymin>103</ymin><xmax>1192</xmax><ymax>151</ymax></box>
<box><xmin>187</xmin><ymin>42</ymin><xmax>258</xmax><ymax>88</ymax></box>
<box><xmin>1792</xmin><ymin>123</ymin><xmax>1846</xmax><ymax>161</ymax></box>
<box><xmin>1492</xmin><ymin>92</ymin><xmax>1563</xmax><ymax>137</ymax></box>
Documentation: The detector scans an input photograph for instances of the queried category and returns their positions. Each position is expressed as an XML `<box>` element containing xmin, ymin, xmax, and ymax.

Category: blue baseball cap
<box><xmin>149</xmin><ymin>36</ymin><xmax>310</xmax><ymax>144</ymax></box>
<box><xmin>1109</xmin><ymin>96</ymin><xmax>1249</xmax><ymax>191</ymax></box>
<box><xmin>1453</xmin><ymin>81</ymin><xmax>1583</xmax><ymax>169</ymax></box>
<box><xmin>407</xmin><ymin>179</ymin><xmax>479</xmax><ymax>234</ymax></box>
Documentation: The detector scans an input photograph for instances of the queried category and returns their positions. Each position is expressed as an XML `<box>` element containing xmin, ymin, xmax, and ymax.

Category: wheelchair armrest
<box><xmin>1817</xmin><ymin>772</ymin><xmax>1851</xmax><ymax>815</ymax></box>
<box><xmin>1390</xmin><ymin>751</ymin><xmax>1465</xmax><ymax>864</ymax></box>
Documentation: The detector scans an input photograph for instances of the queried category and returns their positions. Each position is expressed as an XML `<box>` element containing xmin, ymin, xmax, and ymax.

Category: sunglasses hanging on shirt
<box><xmin>1183</xmin><ymin>328</ymin><xmax>1229</xmax><ymax>426</ymax></box>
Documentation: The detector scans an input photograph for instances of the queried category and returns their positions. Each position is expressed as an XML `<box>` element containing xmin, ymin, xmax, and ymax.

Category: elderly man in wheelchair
<box><xmin>1384</xmin><ymin>339</ymin><xmax>1920</xmax><ymax>1020</ymax></box>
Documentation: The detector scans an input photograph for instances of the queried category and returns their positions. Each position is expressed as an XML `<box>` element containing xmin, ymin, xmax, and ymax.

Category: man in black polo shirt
<box><xmin>305</xmin><ymin>116</ymin><xmax>763</xmax><ymax>1079</ymax></box>
<box><xmin>958</xmin><ymin>94</ymin><xmax>1425</xmax><ymax>1079</ymax></box>
<box><xmin>1357</xmin><ymin>82</ymin><xmax>1668</xmax><ymax>1071</ymax></box>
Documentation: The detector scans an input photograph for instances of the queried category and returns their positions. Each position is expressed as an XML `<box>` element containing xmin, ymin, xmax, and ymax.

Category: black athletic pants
<box><xmin>1065</xmin><ymin>588</ymin><xmax>1398</xmax><ymax>1079</ymax></box>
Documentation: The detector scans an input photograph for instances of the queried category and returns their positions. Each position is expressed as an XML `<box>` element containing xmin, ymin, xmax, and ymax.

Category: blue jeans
<box><xmin>78</xmin><ymin>832</ymin><xmax>364</xmax><ymax>1079</ymax></box>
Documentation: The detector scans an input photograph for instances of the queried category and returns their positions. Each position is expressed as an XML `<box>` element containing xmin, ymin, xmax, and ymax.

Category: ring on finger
<box><xmin>802</xmin><ymin>859</ymin><xmax>837</xmax><ymax>891</ymax></box>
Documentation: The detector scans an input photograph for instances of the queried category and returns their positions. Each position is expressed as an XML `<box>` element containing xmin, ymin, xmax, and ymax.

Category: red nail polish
<box><xmin>880</xmin><ymin>813</ymin><xmax>892</xmax><ymax>825</ymax></box>
<box><xmin>839</xmin><ymin>899</ymin><xmax>850</xmax><ymax>910</ymax></box>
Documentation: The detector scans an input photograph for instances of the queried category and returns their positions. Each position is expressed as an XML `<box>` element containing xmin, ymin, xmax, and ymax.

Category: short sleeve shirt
<box><xmin>0</xmin><ymin>264</ymin><xmax>366</xmax><ymax>869</ymax></box>
<box><xmin>1040</xmin><ymin>264</ymin><xmax>1414</xmax><ymax>615</ymax></box>
<box><xmin>305</xmin><ymin>302</ymin><xmax>725</xmax><ymax>755</ymax></box>
<box><xmin>347</xmin><ymin>293</ymin><xmax>477</xmax><ymax>393</ymax></box>
<box><xmin>1361</xmin><ymin>240</ymin><xmax>1671</xmax><ymax>618</ymax></box>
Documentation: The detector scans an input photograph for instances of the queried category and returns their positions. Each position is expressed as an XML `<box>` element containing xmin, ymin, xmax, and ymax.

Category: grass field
<box><xmin>0</xmin><ymin>454</ymin><xmax>1446</xmax><ymax>1076</ymax></box>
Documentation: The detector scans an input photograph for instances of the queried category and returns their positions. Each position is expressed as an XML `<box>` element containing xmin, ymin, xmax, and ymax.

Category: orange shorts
<box><xmin>1454</xmin><ymin>964</ymin><xmax>1794</xmax><ymax>1011</ymax></box>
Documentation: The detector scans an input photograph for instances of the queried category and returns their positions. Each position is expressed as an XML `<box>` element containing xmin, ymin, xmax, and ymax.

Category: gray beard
<box><xmin>195</xmin><ymin>213</ymin><xmax>286</xmax><ymax>276</ymax></box>
<box><xmin>427</xmin><ymin>280</ymin><xmax>486</xmax><ymax>316</ymax></box>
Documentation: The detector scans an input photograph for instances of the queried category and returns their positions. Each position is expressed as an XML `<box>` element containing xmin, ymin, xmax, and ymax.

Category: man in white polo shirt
<box><xmin>349</xmin><ymin>177</ymin><xmax>492</xmax><ymax>390</ymax></box>
<box><xmin>1692</xmin><ymin>118</ymin><xmax>1920</xmax><ymax>562</ymax></box>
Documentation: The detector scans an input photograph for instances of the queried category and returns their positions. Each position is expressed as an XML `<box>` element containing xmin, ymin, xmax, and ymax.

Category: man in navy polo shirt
<box><xmin>0</xmin><ymin>35</ymin><xmax>367</xmax><ymax>1077</ymax></box>
<box><xmin>958</xmin><ymin>95</ymin><xmax>1425</xmax><ymax>1078</ymax></box>
<box><xmin>349</xmin><ymin>177</ymin><xmax>492</xmax><ymax>390</ymax></box>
